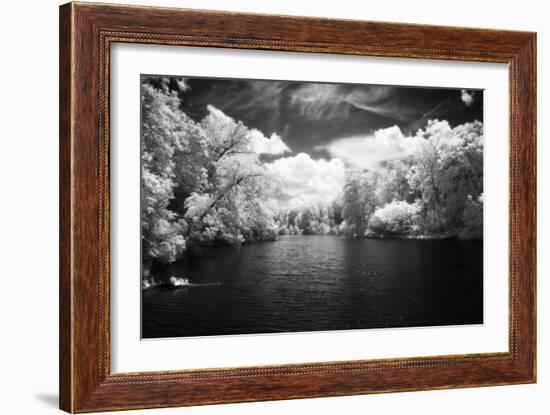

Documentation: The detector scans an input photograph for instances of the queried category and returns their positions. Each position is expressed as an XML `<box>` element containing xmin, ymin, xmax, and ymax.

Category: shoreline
<box><xmin>159</xmin><ymin>233</ymin><xmax>482</xmax><ymax>265</ymax></box>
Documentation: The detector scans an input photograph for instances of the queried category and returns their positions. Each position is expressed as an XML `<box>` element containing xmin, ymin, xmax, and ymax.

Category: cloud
<box><xmin>247</xmin><ymin>129</ymin><xmax>291</xmax><ymax>156</ymax></box>
<box><xmin>205</xmin><ymin>104</ymin><xmax>233</xmax><ymax>123</ymax></box>
<box><xmin>288</xmin><ymin>83</ymin><xmax>413</xmax><ymax>122</ymax></box>
<box><xmin>176</xmin><ymin>78</ymin><xmax>190</xmax><ymax>92</ymax></box>
<box><xmin>205</xmin><ymin>105</ymin><xmax>291</xmax><ymax>156</ymax></box>
<box><xmin>421</xmin><ymin>99</ymin><xmax>449</xmax><ymax>119</ymax></box>
<box><xmin>266</xmin><ymin>153</ymin><xmax>345</xmax><ymax>210</ymax></box>
<box><xmin>460</xmin><ymin>89</ymin><xmax>475</xmax><ymax>106</ymax></box>
<box><xmin>319</xmin><ymin>125</ymin><xmax>425</xmax><ymax>170</ymax></box>
<box><xmin>213</xmin><ymin>80</ymin><xmax>287</xmax><ymax>126</ymax></box>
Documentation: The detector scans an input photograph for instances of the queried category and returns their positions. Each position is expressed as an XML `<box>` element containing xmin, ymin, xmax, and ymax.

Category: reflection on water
<box><xmin>142</xmin><ymin>235</ymin><xmax>482</xmax><ymax>338</ymax></box>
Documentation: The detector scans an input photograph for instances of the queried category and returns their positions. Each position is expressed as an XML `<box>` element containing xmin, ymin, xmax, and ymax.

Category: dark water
<box><xmin>142</xmin><ymin>235</ymin><xmax>483</xmax><ymax>338</ymax></box>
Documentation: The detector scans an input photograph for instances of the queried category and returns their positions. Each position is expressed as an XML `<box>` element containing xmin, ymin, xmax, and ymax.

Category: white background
<box><xmin>0</xmin><ymin>0</ymin><xmax>547</xmax><ymax>414</ymax></box>
<box><xmin>111</xmin><ymin>44</ymin><xmax>509</xmax><ymax>372</ymax></box>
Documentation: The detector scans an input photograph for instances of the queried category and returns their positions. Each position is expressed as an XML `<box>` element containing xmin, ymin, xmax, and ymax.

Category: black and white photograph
<box><xmin>140</xmin><ymin>75</ymin><xmax>484</xmax><ymax>339</ymax></box>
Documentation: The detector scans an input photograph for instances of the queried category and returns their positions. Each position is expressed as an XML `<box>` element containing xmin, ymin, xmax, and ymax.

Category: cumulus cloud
<box><xmin>247</xmin><ymin>129</ymin><xmax>291</xmax><ymax>156</ymax></box>
<box><xmin>266</xmin><ymin>153</ymin><xmax>345</xmax><ymax>210</ymax></box>
<box><xmin>460</xmin><ymin>89</ymin><xmax>475</xmax><ymax>106</ymax></box>
<box><xmin>205</xmin><ymin>105</ymin><xmax>291</xmax><ymax>156</ymax></box>
<box><xmin>319</xmin><ymin>125</ymin><xmax>424</xmax><ymax>170</ymax></box>
<box><xmin>205</xmin><ymin>104</ymin><xmax>234</xmax><ymax>124</ymax></box>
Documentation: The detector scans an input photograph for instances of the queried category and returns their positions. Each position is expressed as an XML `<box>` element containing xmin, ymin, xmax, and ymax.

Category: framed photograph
<box><xmin>59</xmin><ymin>2</ymin><xmax>536</xmax><ymax>412</ymax></box>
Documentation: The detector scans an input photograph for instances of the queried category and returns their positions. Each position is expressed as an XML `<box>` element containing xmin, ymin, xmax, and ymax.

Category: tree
<box><xmin>460</xmin><ymin>194</ymin><xmax>483</xmax><ymax>239</ymax></box>
<box><xmin>141</xmin><ymin>82</ymin><xmax>188</xmax><ymax>272</ymax></box>
<box><xmin>407</xmin><ymin>121</ymin><xmax>447</xmax><ymax>221</ymax></box>
<box><xmin>183</xmin><ymin>106</ymin><xmax>279</xmax><ymax>245</ymax></box>
<box><xmin>341</xmin><ymin>171</ymin><xmax>377</xmax><ymax>236</ymax></box>
<box><xmin>376</xmin><ymin>160</ymin><xmax>412</xmax><ymax>205</ymax></box>
<box><xmin>406</xmin><ymin>120</ymin><xmax>483</xmax><ymax>233</ymax></box>
<box><xmin>335</xmin><ymin>119</ymin><xmax>483</xmax><ymax>238</ymax></box>
<box><xmin>436</xmin><ymin>121</ymin><xmax>483</xmax><ymax>227</ymax></box>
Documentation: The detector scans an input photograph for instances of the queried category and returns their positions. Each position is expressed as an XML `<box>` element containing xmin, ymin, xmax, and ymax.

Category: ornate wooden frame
<box><xmin>59</xmin><ymin>2</ymin><xmax>536</xmax><ymax>412</ymax></box>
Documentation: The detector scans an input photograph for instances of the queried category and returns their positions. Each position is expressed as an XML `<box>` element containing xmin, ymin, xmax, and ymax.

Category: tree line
<box><xmin>273</xmin><ymin>119</ymin><xmax>483</xmax><ymax>239</ymax></box>
<box><xmin>141</xmin><ymin>78</ymin><xmax>483</xmax><ymax>279</ymax></box>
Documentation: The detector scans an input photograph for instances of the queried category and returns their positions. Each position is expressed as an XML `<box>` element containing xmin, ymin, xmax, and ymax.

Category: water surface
<box><xmin>142</xmin><ymin>235</ymin><xmax>483</xmax><ymax>338</ymax></box>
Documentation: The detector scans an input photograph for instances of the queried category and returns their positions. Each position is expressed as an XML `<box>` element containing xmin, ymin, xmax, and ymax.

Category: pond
<box><xmin>142</xmin><ymin>235</ymin><xmax>483</xmax><ymax>338</ymax></box>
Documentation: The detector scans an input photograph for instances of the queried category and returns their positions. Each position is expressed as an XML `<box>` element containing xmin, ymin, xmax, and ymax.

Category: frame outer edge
<box><xmin>59</xmin><ymin>2</ymin><xmax>75</xmax><ymax>413</ymax></box>
<box><xmin>521</xmin><ymin>33</ymin><xmax>537</xmax><ymax>382</ymax></box>
<box><xmin>509</xmin><ymin>33</ymin><xmax>537</xmax><ymax>383</ymax></box>
<box><xmin>532</xmin><ymin>33</ymin><xmax>537</xmax><ymax>383</ymax></box>
<box><xmin>69</xmin><ymin>2</ymin><xmax>103</xmax><ymax>412</ymax></box>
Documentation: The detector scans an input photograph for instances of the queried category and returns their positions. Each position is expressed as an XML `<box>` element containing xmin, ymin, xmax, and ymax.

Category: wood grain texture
<box><xmin>59</xmin><ymin>3</ymin><xmax>73</xmax><ymax>411</ymax></box>
<box><xmin>59</xmin><ymin>2</ymin><xmax>537</xmax><ymax>412</ymax></box>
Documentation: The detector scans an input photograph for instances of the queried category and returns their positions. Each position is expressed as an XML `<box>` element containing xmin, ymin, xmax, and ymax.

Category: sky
<box><xmin>159</xmin><ymin>75</ymin><xmax>483</xmax><ymax>210</ymax></box>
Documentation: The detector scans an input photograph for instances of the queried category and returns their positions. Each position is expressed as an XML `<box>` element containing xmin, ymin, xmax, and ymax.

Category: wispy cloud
<box><xmin>288</xmin><ymin>84</ymin><xmax>413</xmax><ymax>122</ymax></box>
<box><xmin>215</xmin><ymin>80</ymin><xmax>287</xmax><ymax>126</ymax></box>
<box><xmin>421</xmin><ymin>99</ymin><xmax>449</xmax><ymax>119</ymax></box>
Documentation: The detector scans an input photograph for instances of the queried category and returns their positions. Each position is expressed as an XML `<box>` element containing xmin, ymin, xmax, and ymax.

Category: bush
<box><xmin>367</xmin><ymin>200</ymin><xmax>420</xmax><ymax>236</ymax></box>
